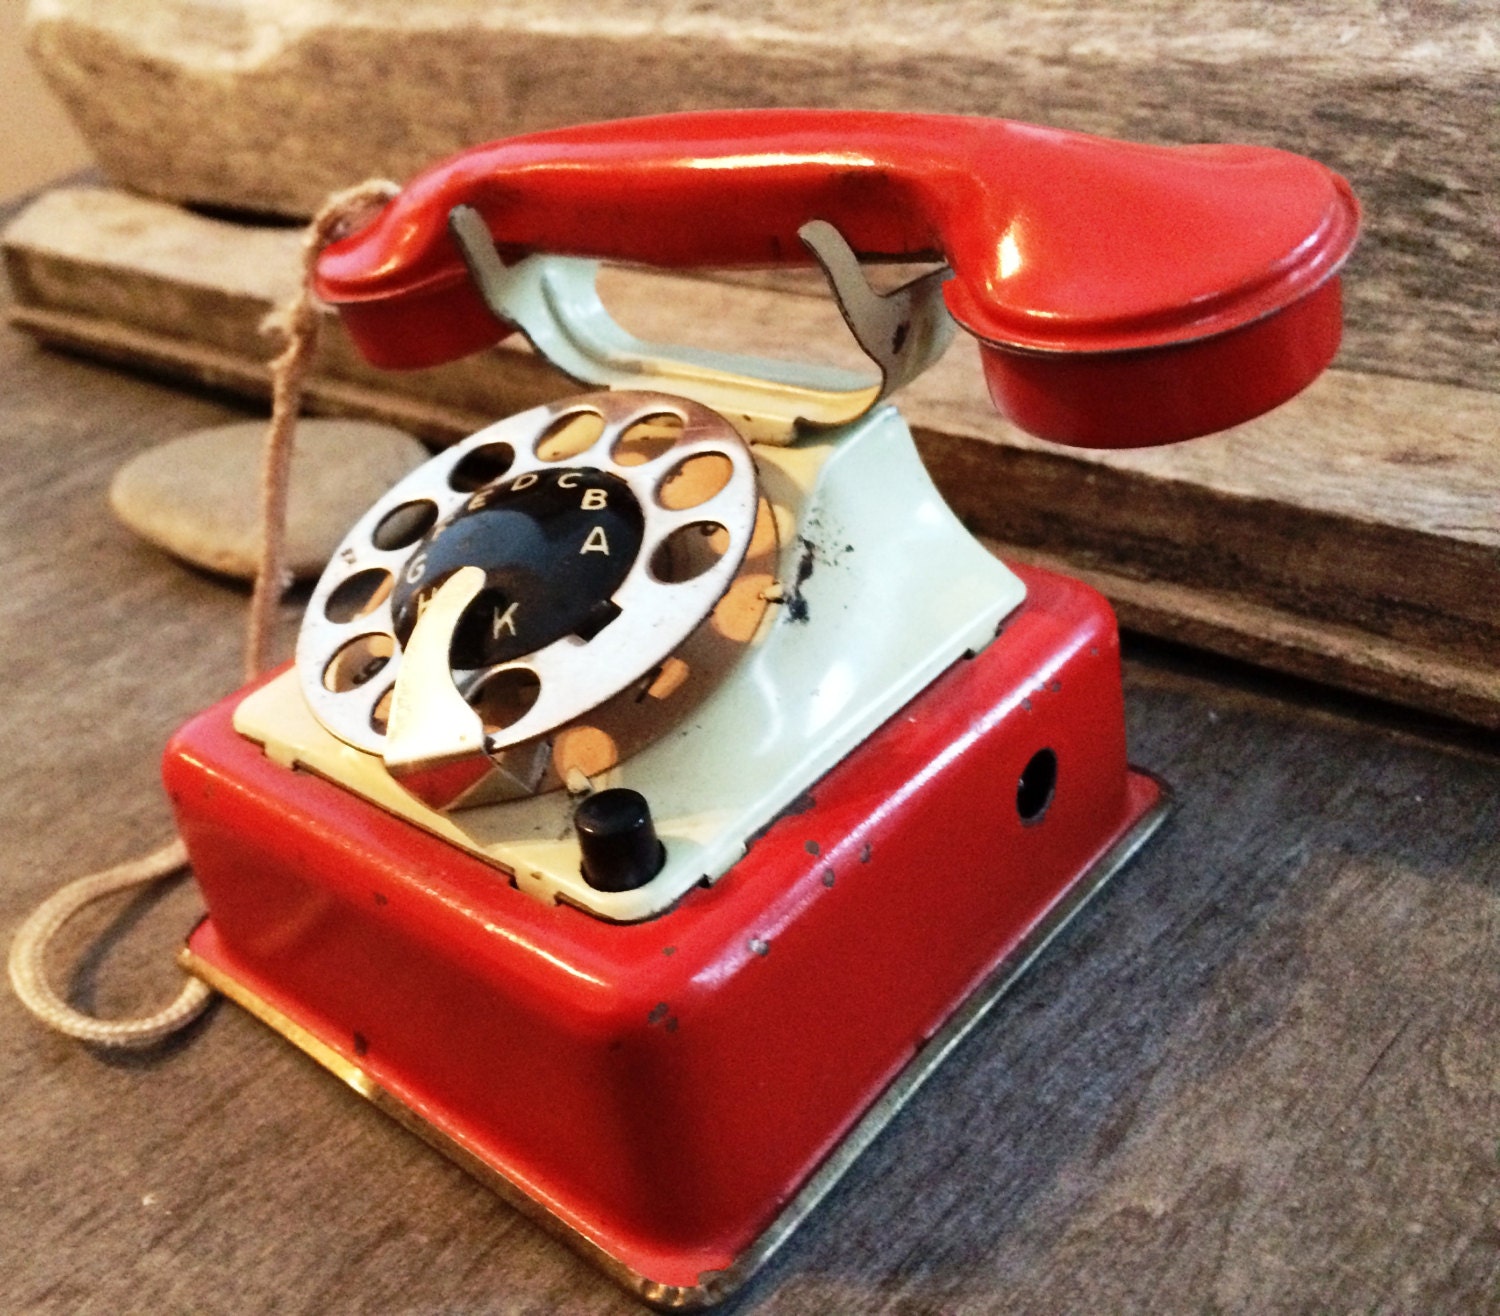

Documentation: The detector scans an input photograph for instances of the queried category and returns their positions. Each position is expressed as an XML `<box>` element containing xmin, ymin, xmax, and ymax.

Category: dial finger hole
<box><xmin>536</xmin><ymin>410</ymin><xmax>606</xmax><ymax>462</ymax></box>
<box><xmin>449</xmin><ymin>441</ymin><xmax>516</xmax><ymax>492</ymax></box>
<box><xmin>657</xmin><ymin>452</ymin><xmax>733</xmax><ymax>511</ymax></box>
<box><xmin>552</xmin><ymin>725</ymin><xmax>619</xmax><ymax>781</ymax></box>
<box><xmin>612</xmin><ymin>412</ymin><xmax>684</xmax><ymax>466</ymax></box>
<box><xmin>324</xmin><ymin>568</ymin><xmax>394</xmax><ymax>623</ymax></box>
<box><xmin>650</xmin><ymin>522</ymin><xmax>730</xmax><ymax>584</ymax></box>
<box><xmin>372</xmin><ymin>499</ymin><xmax>438</xmax><ymax>551</ymax></box>
<box><xmin>644</xmin><ymin>655</ymin><xmax>690</xmax><ymax>701</ymax></box>
<box><xmin>468</xmin><ymin>667</ymin><xmax>542</xmax><ymax>732</ymax></box>
<box><xmin>370</xmin><ymin>686</ymin><xmax>394</xmax><ymax>735</ymax></box>
<box><xmin>323</xmin><ymin>634</ymin><xmax>395</xmax><ymax>693</ymax></box>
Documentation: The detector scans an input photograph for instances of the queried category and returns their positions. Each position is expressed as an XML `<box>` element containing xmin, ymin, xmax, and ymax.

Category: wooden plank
<box><xmin>25</xmin><ymin>0</ymin><xmax>1500</xmax><ymax>393</ymax></box>
<box><xmin>996</xmin><ymin>543</ymin><xmax>1500</xmax><ymax>732</ymax></box>
<box><xmin>5</xmin><ymin>185</ymin><xmax>1499</xmax><ymax>729</ymax></box>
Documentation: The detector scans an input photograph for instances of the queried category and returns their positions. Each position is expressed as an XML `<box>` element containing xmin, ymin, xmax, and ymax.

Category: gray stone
<box><xmin>109</xmin><ymin>418</ymin><xmax>428</xmax><ymax>580</ymax></box>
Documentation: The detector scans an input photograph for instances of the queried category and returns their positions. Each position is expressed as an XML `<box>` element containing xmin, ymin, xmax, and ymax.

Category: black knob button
<box><xmin>575</xmin><ymin>789</ymin><xmax>666</xmax><ymax>893</ymax></box>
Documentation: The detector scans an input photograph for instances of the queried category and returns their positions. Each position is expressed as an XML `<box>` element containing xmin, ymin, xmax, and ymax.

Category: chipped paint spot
<box><xmin>749</xmin><ymin>937</ymin><xmax>770</xmax><ymax>957</ymax></box>
<box><xmin>647</xmin><ymin>1002</ymin><xmax>670</xmax><ymax>1025</ymax></box>
<box><xmin>353</xmin><ymin>1032</ymin><xmax>369</xmax><ymax>1057</ymax></box>
<box><xmin>372</xmin><ymin>891</ymin><xmax>388</xmax><ymax>906</ymax></box>
<box><xmin>1022</xmin><ymin>697</ymin><xmax>1032</xmax><ymax>711</ymax></box>
<box><xmin>805</xmin><ymin>839</ymin><xmax>821</xmax><ymax>856</ymax></box>
<box><xmin>796</xmin><ymin>541</ymin><xmax>817</xmax><ymax>584</ymax></box>
<box><xmin>662</xmin><ymin>945</ymin><xmax>677</xmax><ymax>957</ymax></box>
<box><xmin>784</xmin><ymin>538</ymin><xmax>818</xmax><ymax>623</ymax></box>
<box><xmin>859</xmin><ymin>842</ymin><xmax>872</xmax><ymax>863</ymax></box>
<box><xmin>822</xmin><ymin>867</ymin><xmax>836</xmax><ymax>887</ymax></box>
<box><xmin>665</xmin><ymin>1016</ymin><xmax>679</xmax><ymax>1034</ymax></box>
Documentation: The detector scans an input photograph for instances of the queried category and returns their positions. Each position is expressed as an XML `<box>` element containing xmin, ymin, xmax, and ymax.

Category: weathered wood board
<box><xmin>24</xmin><ymin>0</ymin><xmax>1500</xmax><ymax>395</ymax></box>
<box><xmin>5</xmin><ymin>186</ymin><xmax>1499</xmax><ymax>729</ymax></box>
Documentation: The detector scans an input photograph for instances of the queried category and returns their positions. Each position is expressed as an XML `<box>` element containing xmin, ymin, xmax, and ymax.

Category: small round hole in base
<box><xmin>1017</xmin><ymin>748</ymin><xmax>1057</xmax><ymax>824</ymax></box>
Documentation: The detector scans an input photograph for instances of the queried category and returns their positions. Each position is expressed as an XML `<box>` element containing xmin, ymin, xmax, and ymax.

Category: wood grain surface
<box><xmin>7</xmin><ymin>187</ymin><xmax>1499</xmax><ymax>729</ymax></box>
<box><xmin>3</xmin><ymin>239</ymin><xmax>1500</xmax><ymax>1315</ymax></box>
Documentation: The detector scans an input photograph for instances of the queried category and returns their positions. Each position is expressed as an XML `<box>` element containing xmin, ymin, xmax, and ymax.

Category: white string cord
<box><xmin>9</xmin><ymin>179</ymin><xmax>400</xmax><ymax>1049</ymax></box>
<box><xmin>246</xmin><ymin>178</ymin><xmax>401</xmax><ymax>680</ymax></box>
<box><xmin>7</xmin><ymin>839</ymin><xmax>212</xmax><ymax>1047</ymax></box>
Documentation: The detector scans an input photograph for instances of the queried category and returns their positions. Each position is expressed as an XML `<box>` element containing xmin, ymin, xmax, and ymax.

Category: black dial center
<box><xmin>391</xmin><ymin>467</ymin><xmax>644</xmax><ymax>668</ymax></box>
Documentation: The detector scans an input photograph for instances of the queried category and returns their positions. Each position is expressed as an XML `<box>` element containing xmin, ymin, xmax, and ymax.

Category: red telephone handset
<box><xmin>314</xmin><ymin>109</ymin><xmax>1358</xmax><ymax>447</ymax></box>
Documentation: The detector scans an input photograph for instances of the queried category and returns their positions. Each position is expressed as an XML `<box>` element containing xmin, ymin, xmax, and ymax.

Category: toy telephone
<box><xmin>164</xmin><ymin>111</ymin><xmax>1358</xmax><ymax>1306</ymax></box>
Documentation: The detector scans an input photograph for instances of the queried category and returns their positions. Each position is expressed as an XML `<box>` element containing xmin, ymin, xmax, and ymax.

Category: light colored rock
<box><xmin>109</xmin><ymin>418</ymin><xmax>428</xmax><ymax>580</ymax></box>
<box><xmin>21</xmin><ymin>0</ymin><xmax>1500</xmax><ymax>396</ymax></box>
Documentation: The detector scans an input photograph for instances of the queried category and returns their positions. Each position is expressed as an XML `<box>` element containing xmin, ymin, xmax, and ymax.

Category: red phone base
<box><xmin>167</xmin><ymin>566</ymin><xmax>1167</xmax><ymax>1307</ymax></box>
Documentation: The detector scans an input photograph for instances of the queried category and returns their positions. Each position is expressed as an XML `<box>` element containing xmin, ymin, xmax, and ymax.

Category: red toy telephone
<box><xmin>165</xmin><ymin>111</ymin><xmax>1357</xmax><ymax>1306</ymax></box>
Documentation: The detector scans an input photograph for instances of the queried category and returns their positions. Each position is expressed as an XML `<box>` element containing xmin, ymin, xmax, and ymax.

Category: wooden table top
<box><xmin>3</xmin><ymin>302</ymin><xmax>1497</xmax><ymax>1314</ymax></box>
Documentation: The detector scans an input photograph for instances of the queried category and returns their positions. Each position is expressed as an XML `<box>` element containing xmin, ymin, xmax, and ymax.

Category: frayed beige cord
<box><xmin>246</xmin><ymin>177</ymin><xmax>400</xmax><ymax>681</ymax></box>
<box><xmin>7</xmin><ymin>839</ymin><xmax>210</xmax><ymax>1047</ymax></box>
<box><xmin>11</xmin><ymin>179</ymin><xmax>400</xmax><ymax>1047</ymax></box>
